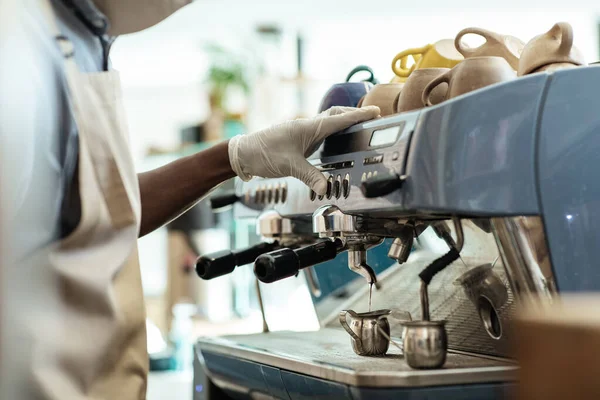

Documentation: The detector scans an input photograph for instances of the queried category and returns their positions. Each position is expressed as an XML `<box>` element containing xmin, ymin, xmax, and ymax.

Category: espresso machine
<box><xmin>192</xmin><ymin>66</ymin><xmax>600</xmax><ymax>399</ymax></box>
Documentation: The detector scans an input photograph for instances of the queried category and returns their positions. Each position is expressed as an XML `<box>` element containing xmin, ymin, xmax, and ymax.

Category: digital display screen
<box><xmin>369</xmin><ymin>126</ymin><xmax>400</xmax><ymax>147</ymax></box>
<box><xmin>315</xmin><ymin>121</ymin><xmax>406</xmax><ymax>159</ymax></box>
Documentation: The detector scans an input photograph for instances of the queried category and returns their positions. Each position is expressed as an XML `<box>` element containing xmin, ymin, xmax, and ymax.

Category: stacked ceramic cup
<box><xmin>317</xmin><ymin>22</ymin><xmax>587</xmax><ymax>121</ymax></box>
<box><xmin>389</xmin><ymin>27</ymin><xmax>524</xmax><ymax>114</ymax></box>
<box><xmin>518</xmin><ymin>22</ymin><xmax>586</xmax><ymax>75</ymax></box>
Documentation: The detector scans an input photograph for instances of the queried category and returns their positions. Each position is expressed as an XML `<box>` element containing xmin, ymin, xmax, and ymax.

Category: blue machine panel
<box><xmin>261</xmin><ymin>365</ymin><xmax>290</xmax><ymax>400</ymax></box>
<box><xmin>537</xmin><ymin>66</ymin><xmax>600</xmax><ymax>291</ymax></box>
<box><xmin>350</xmin><ymin>383</ymin><xmax>517</xmax><ymax>400</ymax></box>
<box><xmin>281</xmin><ymin>370</ymin><xmax>352</xmax><ymax>400</ymax></box>
<box><xmin>201</xmin><ymin>352</ymin><xmax>270</xmax><ymax>398</ymax></box>
<box><xmin>198</xmin><ymin>349</ymin><xmax>514</xmax><ymax>400</ymax></box>
<box><xmin>405</xmin><ymin>75</ymin><xmax>548</xmax><ymax>216</ymax></box>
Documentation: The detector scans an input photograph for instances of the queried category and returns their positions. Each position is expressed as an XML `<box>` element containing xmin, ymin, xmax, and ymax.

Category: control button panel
<box><xmin>235</xmin><ymin>113</ymin><xmax>416</xmax><ymax>217</ymax></box>
<box><xmin>245</xmin><ymin>181</ymin><xmax>290</xmax><ymax>205</ymax></box>
<box><xmin>308</xmin><ymin>173</ymin><xmax>352</xmax><ymax>202</ymax></box>
<box><xmin>245</xmin><ymin>169</ymin><xmax>392</xmax><ymax>206</ymax></box>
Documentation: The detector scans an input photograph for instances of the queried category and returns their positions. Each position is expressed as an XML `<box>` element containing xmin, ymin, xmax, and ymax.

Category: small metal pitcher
<box><xmin>339</xmin><ymin>309</ymin><xmax>391</xmax><ymax>356</ymax></box>
<box><xmin>403</xmin><ymin>320</ymin><xmax>448</xmax><ymax>369</ymax></box>
<box><xmin>403</xmin><ymin>217</ymin><xmax>464</xmax><ymax>369</ymax></box>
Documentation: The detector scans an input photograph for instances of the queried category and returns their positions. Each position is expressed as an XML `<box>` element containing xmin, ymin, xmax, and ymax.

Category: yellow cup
<box><xmin>390</xmin><ymin>54</ymin><xmax>423</xmax><ymax>82</ymax></box>
<box><xmin>392</xmin><ymin>39</ymin><xmax>463</xmax><ymax>80</ymax></box>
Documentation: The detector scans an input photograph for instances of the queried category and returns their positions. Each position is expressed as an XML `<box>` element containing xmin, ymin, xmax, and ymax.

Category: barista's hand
<box><xmin>228</xmin><ymin>106</ymin><xmax>380</xmax><ymax>195</ymax></box>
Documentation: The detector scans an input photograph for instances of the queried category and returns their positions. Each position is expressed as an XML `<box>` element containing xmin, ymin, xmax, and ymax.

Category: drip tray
<box><xmin>197</xmin><ymin>328</ymin><xmax>517</xmax><ymax>388</ymax></box>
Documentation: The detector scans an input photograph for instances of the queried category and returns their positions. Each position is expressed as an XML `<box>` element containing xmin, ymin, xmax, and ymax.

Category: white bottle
<box><xmin>170</xmin><ymin>303</ymin><xmax>197</xmax><ymax>371</ymax></box>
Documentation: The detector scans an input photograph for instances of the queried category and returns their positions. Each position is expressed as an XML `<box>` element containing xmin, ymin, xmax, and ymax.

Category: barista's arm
<box><xmin>137</xmin><ymin>106</ymin><xmax>380</xmax><ymax>237</ymax></box>
<box><xmin>138</xmin><ymin>141</ymin><xmax>234</xmax><ymax>237</ymax></box>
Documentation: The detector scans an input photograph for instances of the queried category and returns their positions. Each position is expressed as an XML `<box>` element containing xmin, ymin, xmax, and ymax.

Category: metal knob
<box><xmin>360</xmin><ymin>174</ymin><xmax>405</xmax><ymax>198</ymax></box>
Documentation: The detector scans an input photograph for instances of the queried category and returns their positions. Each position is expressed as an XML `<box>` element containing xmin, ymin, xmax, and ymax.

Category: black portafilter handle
<box><xmin>254</xmin><ymin>239</ymin><xmax>340</xmax><ymax>284</ymax></box>
<box><xmin>196</xmin><ymin>241</ymin><xmax>280</xmax><ymax>280</ymax></box>
<box><xmin>210</xmin><ymin>191</ymin><xmax>240</xmax><ymax>210</ymax></box>
<box><xmin>360</xmin><ymin>174</ymin><xmax>405</xmax><ymax>198</ymax></box>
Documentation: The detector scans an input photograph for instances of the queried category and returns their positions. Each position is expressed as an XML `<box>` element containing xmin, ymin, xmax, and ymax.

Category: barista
<box><xmin>0</xmin><ymin>0</ymin><xmax>380</xmax><ymax>398</ymax></box>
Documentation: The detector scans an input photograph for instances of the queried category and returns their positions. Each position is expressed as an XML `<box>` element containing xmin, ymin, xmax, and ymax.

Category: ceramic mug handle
<box><xmin>454</xmin><ymin>27</ymin><xmax>503</xmax><ymax>58</ymax></box>
<box><xmin>392</xmin><ymin>45</ymin><xmax>431</xmax><ymax>77</ymax></box>
<box><xmin>392</xmin><ymin>91</ymin><xmax>402</xmax><ymax>114</ymax></box>
<box><xmin>346</xmin><ymin>65</ymin><xmax>378</xmax><ymax>84</ymax></box>
<box><xmin>550</xmin><ymin>22</ymin><xmax>574</xmax><ymax>56</ymax></box>
<box><xmin>339</xmin><ymin>310</ymin><xmax>364</xmax><ymax>354</ymax></box>
<box><xmin>422</xmin><ymin>70</ymin><xmax>452</xmax><ymax>107</ymax></box>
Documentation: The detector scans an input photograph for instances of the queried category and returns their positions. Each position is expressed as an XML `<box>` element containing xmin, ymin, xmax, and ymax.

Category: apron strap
<box><xmin>39</xmin><ymin>0</ymin><xmax>137</xmax><ymax>229</ymax></box>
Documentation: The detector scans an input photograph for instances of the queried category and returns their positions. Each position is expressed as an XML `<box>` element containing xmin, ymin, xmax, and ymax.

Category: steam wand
<box><xmin>419</xmin><ymin>217</ymin><xmax>464</xmax><ymax>321</ymax></box>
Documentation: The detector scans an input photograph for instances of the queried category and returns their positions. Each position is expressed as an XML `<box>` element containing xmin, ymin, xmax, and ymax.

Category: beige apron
<box><xmin>32</xmin><ymin>1</ymin><xmax>186</xmax><ymax>398</ymax></box>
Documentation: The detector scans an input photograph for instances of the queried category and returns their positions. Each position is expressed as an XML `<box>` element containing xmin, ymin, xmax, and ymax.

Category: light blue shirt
<box><xmin>1</xmin><ymin>0</ymin><xmax>110</xmax><ymax>261</ymax></box>
<box><xmin>0</xmin><ymin>2</ymin><xmax>115</xmax><ymax>397</ymax></box>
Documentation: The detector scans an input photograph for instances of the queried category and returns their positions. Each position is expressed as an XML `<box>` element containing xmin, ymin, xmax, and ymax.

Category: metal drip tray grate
<box><xmin>325</xmin><ymin>255</ymin><xmax>517</xmax><ymax>357</ymax></box>
<box><xmin>197</xmin><ymin>328</ymin><xmax>516</xmax><ymax>388</ymax></box>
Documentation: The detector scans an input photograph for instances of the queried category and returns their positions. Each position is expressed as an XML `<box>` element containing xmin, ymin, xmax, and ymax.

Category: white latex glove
<box><xmin>228</xmin><ymin>106</ymin><xmax>381</xmax><ymax>195</ymax></box>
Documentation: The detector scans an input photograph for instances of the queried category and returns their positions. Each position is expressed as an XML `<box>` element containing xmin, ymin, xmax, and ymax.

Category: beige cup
<box><xmin>422</xmin><ymin>56</ymin><xmax>516</xmax><ymax>106</ymax></box>
<box><xmin>518</xmin><ymin>22</ymin><xmax>586</xmax><ymax>76</ymax></box>
<box><xmin>393</xmin><ymin>68</ymin><xmax>449</xmax><ymax>113</ymax></box>
<box><xmin>454</xmin><ymin>27</ymin><xmax>525</xmax><ymax>70</ymax></box>
<box><xmin>357</xmin><ymin>83</ymin><xmax>404</xmax><ymax>116</ymax></box>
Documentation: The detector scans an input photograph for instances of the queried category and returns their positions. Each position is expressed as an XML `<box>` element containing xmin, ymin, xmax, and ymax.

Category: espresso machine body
<box><xmin>194</xmin><ymin>66</ymin><xmax>600</xmax><ymax>400</ymax></box>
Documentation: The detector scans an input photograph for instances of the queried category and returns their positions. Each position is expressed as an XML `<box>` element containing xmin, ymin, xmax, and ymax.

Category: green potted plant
<box><xmin>202</xmin><ymin>44</ymin><xmax>251</xmax><ymax>141</ymax></box>
<box><xmin>204</xmin><ymin>44</ymin><xmax>250</xmax><ymax>118</ymax></box>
